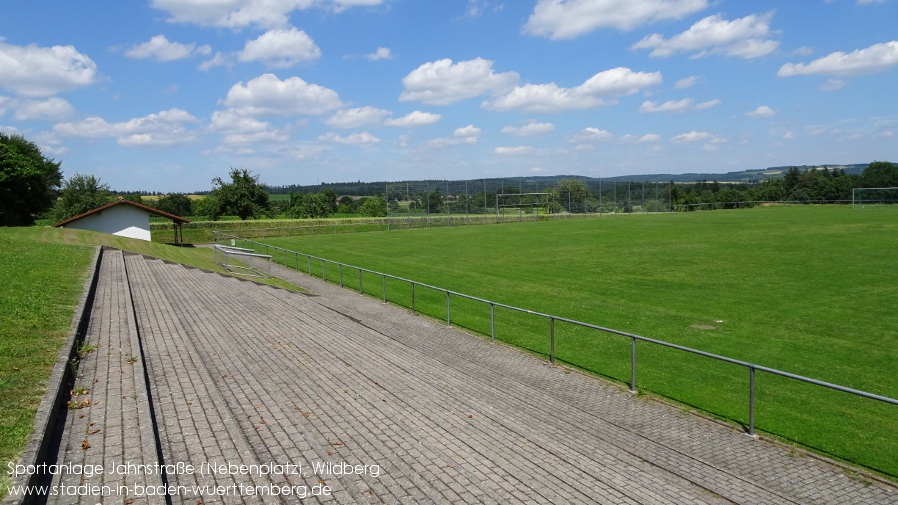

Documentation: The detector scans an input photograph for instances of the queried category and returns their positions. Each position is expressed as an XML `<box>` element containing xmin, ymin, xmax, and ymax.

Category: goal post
<box><xmin>852</xmin><ymin>187</ymin><xmax>898</xmax><ymax>208</ymax></box>
<box><xmin>495</xmin><ymin>192</ymin><xmax>552</xmax><ymax>219</ymax></box>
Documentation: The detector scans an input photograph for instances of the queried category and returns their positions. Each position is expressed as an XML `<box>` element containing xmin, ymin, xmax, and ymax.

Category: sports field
<box><xmin>260</xmin><ymin>205</ymin><xmax>898</xmax><ymax>478</ymax></box>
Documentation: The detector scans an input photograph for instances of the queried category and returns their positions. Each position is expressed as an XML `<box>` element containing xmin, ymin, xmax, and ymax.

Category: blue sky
<box><xmin>1</xmin><ymin>0</ymin><xmax>896</xmax><ymax>192</ymax></box>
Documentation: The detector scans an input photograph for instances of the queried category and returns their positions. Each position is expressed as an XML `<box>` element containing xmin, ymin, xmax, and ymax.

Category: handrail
<box><xmin>213</xmin><ymin>230</ymin><xmax>898</xmax><ymax>438</ymax></box>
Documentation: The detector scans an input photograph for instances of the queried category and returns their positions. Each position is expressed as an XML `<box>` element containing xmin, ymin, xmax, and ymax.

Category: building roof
<box><xmin>53</xmin><ymin>198</ymin><xmax>191</xmax><ymax>227</ymax></box>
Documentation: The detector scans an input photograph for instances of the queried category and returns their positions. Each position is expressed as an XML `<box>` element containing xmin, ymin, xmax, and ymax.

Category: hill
<box><xmin>265</xmin><ymin>164</ymin><xmax>875</xmax><ymax>196</ymax></box>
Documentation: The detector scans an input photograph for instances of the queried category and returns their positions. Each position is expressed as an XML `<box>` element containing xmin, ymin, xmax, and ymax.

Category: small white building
<box><xmin>54</xmin><ymin>199</ymin><xmax>190</xmax><ymax>244</ymax></box>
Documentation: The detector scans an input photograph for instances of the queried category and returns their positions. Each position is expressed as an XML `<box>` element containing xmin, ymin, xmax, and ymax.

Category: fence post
<box><xmin>411</xmin><ymin>283</ymin><xmax>416</xmax><ymax>314</ymax></box>
<box><xmin>358</xmin><ymin>269</ymin><xmax>363</xmax><ymax>294</ymax></box>
<box><xmin>630</xmin><ymin>337</ymin><xmax>637</xmax><ymax>393</ymax></box>
<box><xmin>322</xmin><ymin>259</ymin><xmax>326</xmax><ymax>283</ymax></box>
<box><xmin>490</xmin><ymin>303</ymin><xmax>495</xmax><ymax>343</ymax></box>
<box><xmin>382</xmin><ymin>274</ymin><xmax>386</xmax><ymax>303</ymax></box>
<box><xmin>339</xmin><ymin>264</ymin><xmax>343</xmax><ymax>287</ymax></box>
<box><xmin>307</xmin><ymin>256</ymin><xmax>311</xmax><ymax>276</ymax></box>
<box><xmin>550</xmin><ymin>317</ymin><xmax>555</xmax><ymax>364</ymax></box>
<box><xmin>446</xmin><ymin>291</ymin><xmax>451</xmax><ymax>326</ymax></box>
<box><xmin>749</xmin><ymin>366</ymin><xmax>756</xmax><ymax>436</ymax></box>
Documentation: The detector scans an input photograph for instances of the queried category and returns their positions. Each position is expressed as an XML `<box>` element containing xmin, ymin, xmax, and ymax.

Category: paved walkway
<box><xmin>49</xmin><ymin>249</ymin><xmax>897</xmax><ymax>504</ymax></box>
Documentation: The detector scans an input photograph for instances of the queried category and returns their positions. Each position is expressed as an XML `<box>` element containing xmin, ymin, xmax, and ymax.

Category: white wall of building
<box><xmin>63</xmin><ymin>204</ymin><xmax>152</xmax><ymax>241</ymax></box>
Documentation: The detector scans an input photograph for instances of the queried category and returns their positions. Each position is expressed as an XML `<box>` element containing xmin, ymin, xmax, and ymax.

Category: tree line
<box><xmin>2</xmin><ymin>132</ymin><xmax>896</xmax><ymax>226</ymax></box>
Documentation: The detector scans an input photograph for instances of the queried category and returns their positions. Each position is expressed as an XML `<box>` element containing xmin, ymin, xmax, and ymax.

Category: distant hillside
<box><xmin>265</xmin><ymin>163</ymin><xmax>879</xmax><ymax>196</ymax></box>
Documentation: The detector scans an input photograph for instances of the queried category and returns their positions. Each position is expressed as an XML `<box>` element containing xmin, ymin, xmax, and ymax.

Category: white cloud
<box><xmin>325</xmin><ymin>106</ymin><xmax>391</xmax><ymax>129</ymax></box>
<box><xmin>571</xmin><ymin>127</ymin><xmax>613</xmax><ymax>143</ymax></box>
<box><xmin>318</xmin><ymin>131</ymin><xmax>381</xmax><ymax>145</ymax></box>
<box><xmin>639</xmin><ymin>98</ymin><xmax>719</xmax><ymax>113</ymax></box>
<box><xmin>674</xmin><ymin>75</ymin><xmax>701</xmax><ymax>89</ymax></box>
<box><xmin>495</xmin><ymin>146</ymin><xmax>536</xmax><ymax>155</ymax></box>
<box><xmin>12</xmin><ymin>97</ymin><xmax>75</xmax><ymax>121</ymax></box>
<box><xmin>746</xmin><ymin>105</ymin><xmax>776</xmax><ymax>118</ymax></box>
<box><xmin>209</xmin><ymin>109</ymin><xmax>276</xmax><ymax>134</ymax></box>
<box><xmin>53</xmin><ymin>108</ymin><xmax>201</xmax><ymax>147</ymax></box>
<box><xmin>670</xmin><ymin>130</ymin><xmax>726</xmax><ymax>151</ymax></box>
<box><xmin>778</xmin><ymin>41</ymin><xmax>898</xmax><ymax>77</ymax></box>
<box><xmin>485</xmin><ymin>67</ymin><xmax>662</xmax><ymax>113</ymax></box>
<box><xmin>399</xmin><ymin>58</ymin><xmax>519</xmax><ymax>105</ymax></box>
<box><xmin>463</xmin><ymin>0</ymin><xmax>505</xmax><ymax>19</ymax></box>
<box><xmin>639</xmin><ymin>134</ymin><xmax>662</xmax><ymax>143</ymax></box>
<box><xmin>125</xmin><ymin>35</ymin><xmax>211</xmax><ymax>62</ymax></box>
<box><xmin>239</xmin><ymin>27</ymin><xmax>321</xmax><ymax>68</ymax></box>
<box><xmin>0</xmin><ymin>38</ymin><xmax>97</xmax><ymax>97</ymax></box>
<box><xmin>454</xmin><ymin>125</ymin><xmax>481</xmax><ymax>138</ymax></box>
<box><xmin>331</xmin><ymin>0</ymin><xmax>383</xmax><ymax>12</ymax></box>
<box><xmin>208</xmin><ymin>110</ymin><xmax>292</xmax><ymax>147</ymax></box>
<box><xmin>422</xmin><ymin>124</ymin><xmax>481</xmax><ymax>149</ymax></box>
<box><xmin>223</xmin><ymin>73</ymin><xmax>343</xmax><ymax>116</ymax></box>
<box><xmin>501</xmin><ymin>121</ymin><xmax>555</xmax><ymax>136</ymax></box>
<box><xmin>632</xmin><ymin>12</ymin><xmax>779</xmax><ymax>59</ymax></box>
<box><xmin>150</xmin><ymin>0</ymin><xmax>383</xmax><ymax>29</ymax></box>
<box><xmin>670</xmin><ymin>130</ymin><xmax>711</xmax><ymax>143</ymax></box>
<box><xmin>819</xmin><ymin>79</ymin><xmax>848</xmax><ymax>91</ymax></box>
<box><xmin>366</xmin><ymin>47</ymin><xmax>392</xmax><ymax>61</ymax></box>
<box><xmin>523</xmin><ymin>0</ymin><xmax>709</xmax><ymax>39</ymax></box>
<box><xmin>783</xmin><ymin>131</ymin><xmax>794</xmax><ymax>139</ymax></box>
<box><xmin>384</xmin><ymin>111</ymin><xmax>442</xmax><ymax>127</ymax></box>
<box><xmin>199</xmin><ymin>52</ymin><xmax>231</xmax><ymax>72</ymax></box>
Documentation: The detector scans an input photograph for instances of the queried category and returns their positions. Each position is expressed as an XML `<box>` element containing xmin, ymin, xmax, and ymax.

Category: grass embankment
<box><xmin>151</xmin><ymin>216</ymin><xmax>389</xmax><ymax>244</ymax></box>
<box><xmin>0</xmin><ymin>230</ymin><xmax>93</xmax><ymax>488</ymax></box>
<box><xmin>260</xmin><ymin>206</ymin><xmax>898</xmax><ymax>478</ymax></box>
<box><xmin>0</xmin><ymin>226</ymin><xmax>303</xmax><ymax>493</ymax></box>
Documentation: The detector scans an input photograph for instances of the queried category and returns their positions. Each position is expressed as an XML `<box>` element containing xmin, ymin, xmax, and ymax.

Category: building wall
<box><xmin>64</xmin><ymin>205</ymin><xmax>152</xmax><ymax>241</ymax></box>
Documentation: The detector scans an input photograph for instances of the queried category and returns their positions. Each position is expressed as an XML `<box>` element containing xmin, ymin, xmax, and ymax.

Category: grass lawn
<box><xmin>0</xmin><ymin>226</ymin><xmax>303</xmax><ymax>495</ymax></box>
<box><xmin>259</xmin><ymin>205</ymin><xmax>898</xmax><ymax>478</ymax></box>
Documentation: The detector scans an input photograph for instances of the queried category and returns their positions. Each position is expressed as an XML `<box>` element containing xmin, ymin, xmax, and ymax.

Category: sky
<box><xmin>1</xmin><ymin>0</ymin><xmax>897</xmax><ymax>193</ymax></box>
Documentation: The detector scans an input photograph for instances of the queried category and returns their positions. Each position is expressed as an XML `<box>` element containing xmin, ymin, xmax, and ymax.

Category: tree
<box><xmin>209</xmin><ymin>168</ymin><xmax>270</xmax><ymax>220</ymax></box>
<box><xmin>358</xmin><ymin>194</ymin><xmax>387</xmax><ymax>217</ymax></box>
<box><xmin>154</xmin><ymin>193</ymin><xmax>193</xmax><ymax>217</ymax></box>
<box><xmin>286</xmin><ymin>190</ymin><xmax>337</xmax><ymax>219</ymax></box>
<box><xmin>555</xmin><ymin>178</ymin><xmax>591</xmax><ymax>213</ymax></box>
<box><xmin>0</xmin><ymin>132</ymin><xmax>63</xmax><ymax>226</ymax></box>
<box><xmin>193</xmin><ymin>196</ymin><xmax>218</xmax><ymax>219</ymax></box>
<box><xmin>52</xmin><ymin>174</ymin><xmax>113</xmax><ymax>221</ymax></box>
<box><xmin>861</xmin><ymin>161</ymin><xmax>898</xmax><ymax>188</ymax></box>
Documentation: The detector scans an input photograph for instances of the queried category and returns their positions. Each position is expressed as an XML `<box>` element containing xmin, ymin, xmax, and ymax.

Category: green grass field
<box><xmin>259</xmin><ymin>205</ymin><xmax>898</xmax><ymax>478</ymax></box>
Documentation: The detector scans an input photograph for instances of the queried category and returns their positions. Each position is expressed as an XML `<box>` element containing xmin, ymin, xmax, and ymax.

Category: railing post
<box><xmin>749</xmin><ymin>366</ymin><xmax>756</xmax><ymax>436</ymax></box>
<box><xmin>307</xmin><ymin>256</ymin><xmax>311</xmax><ymax>276</ymax></box>
<box><xmin>630</xmin><ymin>337</ymin><xmax>637</xmax><ymax>393</ymax></box>
<box><xmin>339</xmin><ymin>264</ymin><xmax>343</xmax><ymax>287</ymax></box>
<box><xmin>359</xmin><ymin>269</ymin><xmax>363</xmax><ymax>294</ymax></box>
<box><xmin>550</xmin><ymin>317</ymin><xmax>555</xmax><ymax>364</ymax></box>
<box><xmin>382</xmin><ymin>274</ymin><xmax>387</xmax><ymax>303</ymax></box>
<box><xmin>322</xmin><ymin>259</ymin><xmax>326</xmax><ymax>282</ymax></box>
<box><xmin>446</xmin><ymin>291</ymin><xmax>451</xmax><ymax>326</ymax></box>
<box><xmin>411</xmin><ymin>283</ymin><xmax>416</xmax><ymax>314</ymax></box>
<box><xmin>490</xmin><ymin>303</ymin><xmax>495</xmax><ymax>343</ymax></box>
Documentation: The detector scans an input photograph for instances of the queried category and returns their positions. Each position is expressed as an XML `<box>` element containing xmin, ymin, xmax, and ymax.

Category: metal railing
<box><xmin>213</xmin><ymin>244</ymin><xmax>272</xmax><ymax>278</ymax></box>
<box><xmin>213</xmin><ymin>231</ymin><xmax>898</xmax><ymax>438</ymax></box>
